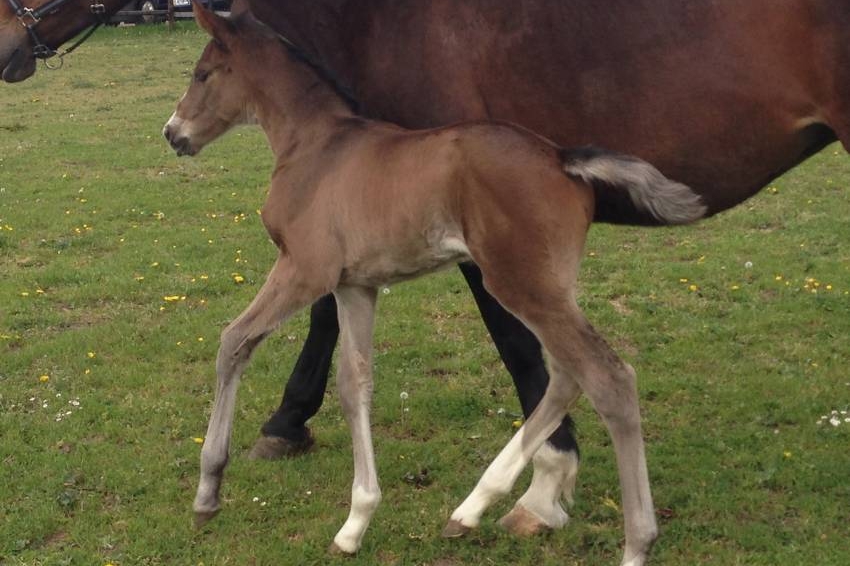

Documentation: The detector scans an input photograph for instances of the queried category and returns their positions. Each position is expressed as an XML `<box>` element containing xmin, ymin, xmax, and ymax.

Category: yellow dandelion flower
<box><xmin>512</xmin><ymin>419</ymin><xmax>523</xmax><ymax>429</ymax></box>
<box><xmin>163</xmin><ymin>295</ymin><xmax>181</xmax><ymax>302</ymax></box>
<box><xmin>232</xmin><ymin>274</ymin><xmax>245</xmax><ymax>284</ymax></box>
<box><xmin>679</xmin><ymin>278</ymin><xmax>688</xmax><ymax>283</ymax></box>
<box><xmin>688</xmin><ymin>284</ymin><xmax>698</xmax><ymax>292</ymax></box>
<box><xmin>193</xmin><ymin>437</ymin><xmax>204</xmax><ymax>444</ymax></box>
<box><xmin>730</xmin><ymin>285</ymin><xmax>740</xmax><ymax>291</ymax></box>
<box><xmin>20</xmin><ymin>291</ymin><xmax>30</xmax><ymax>297</ymax></box>
<box><xmin>39</xmin><ymin>375</ymin><xmax>50</xmax><ymax>383</ymax></box>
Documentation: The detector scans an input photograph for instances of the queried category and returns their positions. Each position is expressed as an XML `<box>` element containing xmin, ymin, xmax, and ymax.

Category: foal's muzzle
<box><xmin>162</xmin><ymin>123</ymin><xmax>195</xmax><ymax>157</ymax></box>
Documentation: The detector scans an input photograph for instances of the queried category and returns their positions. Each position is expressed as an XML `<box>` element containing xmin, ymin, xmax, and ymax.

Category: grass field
<box><xmin>1</xmin><ymin>22</ymin><xmax>849</xmax><ymax>566</ymax></box>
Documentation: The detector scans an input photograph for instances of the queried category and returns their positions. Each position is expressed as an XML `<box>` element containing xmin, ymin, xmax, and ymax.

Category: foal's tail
<box><xmin>560</xmin><ymin>146</ymin><xmax>706</xmax><ymax>226</ymax></box>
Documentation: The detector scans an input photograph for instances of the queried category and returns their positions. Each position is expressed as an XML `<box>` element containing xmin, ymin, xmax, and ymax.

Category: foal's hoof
<box><xmin>499</xmin><ymin>504</ymin><xmax>553</xmax><ymax>536</ymax></box>
<box><xmin>193</xmin><ymin>508</ymin><xmax>220</xmax><ymax>528</ymax></box>
<box><xmin>248</xmin><ymin>433</ymin><xmax>314</xmax><ymax>460</ymax></box>
<box><xmin>328</xmin><ymin>542</ymin><xmax>356</xmax><ymax>556</ymax></box>
<box><xmin>441</xmin><ymin>519</ymin><xmax>472</xmax><ymax>538</ymax></box>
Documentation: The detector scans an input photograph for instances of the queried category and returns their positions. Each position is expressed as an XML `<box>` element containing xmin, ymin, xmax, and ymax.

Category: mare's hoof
<box><xmin>441</xmin><ymin>519</ymin><xmax>472</xmax><ymax>538</ymax></box>
<box><xmin>248</xmin><ymin>432</ymin><xmax>314</xmax><ymax>460</ymax></box>
<box><xmin>328</xmin><ymin>542</ymin><xmax>355</xmax><ymax>556</ymax></box>
<box><xmin>193</xmin><ymin>508</ymin><xmax>220</xmax><ymax>528</ymax></box>
<box><xmin>498</xmin><ymin>504</ymin><xmax>553</xmax><ymax>536</ymax></box>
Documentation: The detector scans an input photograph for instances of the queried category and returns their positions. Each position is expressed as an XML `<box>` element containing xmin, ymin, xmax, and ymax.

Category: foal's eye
<box><xmin>195</xmin><ymin>70</ymin><xmax>210</xmax><ymax>83</ymax></box>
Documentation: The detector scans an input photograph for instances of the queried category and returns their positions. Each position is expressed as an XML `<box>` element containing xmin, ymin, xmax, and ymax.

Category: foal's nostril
<box><xmin>163</xmin><ymin>124</ymin><xmax>175</xmax><ymax>143</ymax></box>
<box><xmin>171</xmin><ymin>136</ymin><xmax>194</xmax><ymax>157</ymax></box>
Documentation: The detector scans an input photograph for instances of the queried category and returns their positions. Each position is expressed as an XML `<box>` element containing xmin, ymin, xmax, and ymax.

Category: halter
<box><xmin>6</xmin><ymin>0</ymin><xmax>108</xmax><ymax>69</ymax></box>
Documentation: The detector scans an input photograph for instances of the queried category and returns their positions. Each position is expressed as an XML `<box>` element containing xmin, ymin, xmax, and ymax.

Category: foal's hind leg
<box><xmin>446</xmin><ymin>302</ymin><xmax>657</xmax><ymax>566</ymax></box>
<box><xmin>328</xmin><ymin>286</ymin><xmax>381</xmax><ymax>554</ymax></box>
<box><xmin>459</xmin><ymin>262</ymin><xmax>579</xmax><ymax>535</ymax></box>
<box><xmin>443</xmin><ymin>346</ymin><xmax>582</xmax><ymax>537</ymax></box>
<box><xmin>194</xmin><ymin>256</ymin><xmax>324</xmax><ymax>525</ymax></box>
<box><xmin>542</xmin><ymin>315</ymin><xmax>657</xmax><ymax>566</ymax></box>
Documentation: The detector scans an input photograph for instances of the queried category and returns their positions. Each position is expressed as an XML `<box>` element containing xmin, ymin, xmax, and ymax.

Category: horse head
<box><xmin>0</xmin><ymin>0</ymin><xmax>127</xmax><ymax>83</ymax></box>
<box><xmin>163</xmin><ymin>2</ymin><xmax>263</xmax><ymax>156</ymax></box>
<box><xmin>0</xmin><ymin>0</ymin><xmax>37</xmax><ymax>82</ymax></box>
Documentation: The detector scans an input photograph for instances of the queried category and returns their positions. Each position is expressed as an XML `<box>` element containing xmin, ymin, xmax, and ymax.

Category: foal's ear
<box><xmin>192</xmin><ymin>0</ymin><xmax>235</xmax><ymax>44</ymax></box>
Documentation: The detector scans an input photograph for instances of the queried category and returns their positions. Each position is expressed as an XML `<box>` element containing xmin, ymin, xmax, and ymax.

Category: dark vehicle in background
<box><xmin>118</xmin><ymin>1</ymin><xmax>231</xmax><ymax>24</ymax></box>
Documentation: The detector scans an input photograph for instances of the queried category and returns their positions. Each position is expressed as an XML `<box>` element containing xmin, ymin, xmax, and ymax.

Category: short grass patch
<box><xmin>2</xmin><ymin>22</ymin><xmax>849</xmax><ymax>566</ymax></box>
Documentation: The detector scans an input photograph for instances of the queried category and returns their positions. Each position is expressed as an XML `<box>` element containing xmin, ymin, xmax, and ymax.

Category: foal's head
<box><xmin>163</xmin><ymin>2</ymin><xmax>274</xmax><ymax>156</ymax></box>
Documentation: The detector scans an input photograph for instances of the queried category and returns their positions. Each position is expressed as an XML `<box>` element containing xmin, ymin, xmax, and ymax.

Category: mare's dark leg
<box><xmin>249</xmin><ymin>293</ymin><xmax>338</xmax><ymax>459</ymax></box>
<box><xmin>458</xmin><ymin>262</ymin><xmax>580</xmax><ymax>533</ymax></box>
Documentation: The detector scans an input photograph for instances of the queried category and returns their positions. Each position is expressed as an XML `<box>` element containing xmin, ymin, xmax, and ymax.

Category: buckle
<box><xmin>90</xmin><ymin>3</ymin><xmax>106</xmax><ymax>15</ymax></box>
<box><xmin>32</xmin><ymin>43</ymin><xmax>55</xmax><ymax>59</ymax></box>
<box><xmin>17</xmin><ymin>7</ymin><xmax>41</xmax><ymax>27</ymax></box>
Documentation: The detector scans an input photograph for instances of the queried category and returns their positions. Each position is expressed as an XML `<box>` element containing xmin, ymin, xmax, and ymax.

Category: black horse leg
<box><xmin>249</xmin><ymin>293</ymin><xmax>339</xmax><ymax>459</ymax></box>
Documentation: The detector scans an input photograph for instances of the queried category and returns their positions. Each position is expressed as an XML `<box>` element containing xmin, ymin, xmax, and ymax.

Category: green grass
<box><xmin>2</xmin><ymin>22</ymin><xmax>850</xmax><ymax>566</ymax></box>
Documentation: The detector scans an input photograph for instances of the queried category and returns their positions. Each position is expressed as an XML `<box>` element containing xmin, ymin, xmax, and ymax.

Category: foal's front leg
<box><xmin>329</xmin><ymin>285</ymin><xmax>381</xmax><ymax>554</ymax></box>
<box><xmin>194</xmin><ymin>256</ymin><xmax>323</xmax><ymax>525</ymax></box>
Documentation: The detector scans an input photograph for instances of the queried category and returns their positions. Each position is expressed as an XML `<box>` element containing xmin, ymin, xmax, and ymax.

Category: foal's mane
<box><xmin>232</xmin><ymin>11</ymin><xmax>360</xmax><ymax>113</ymax></box>
<box><xmin>278</xmin><ymin>38</ymin><xmax>361</xmax><ymax>113</ymax></box>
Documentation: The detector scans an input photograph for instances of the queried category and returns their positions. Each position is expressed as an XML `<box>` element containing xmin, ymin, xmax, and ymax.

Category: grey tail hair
<box><xmin>560</xmin><ymin>146</ymin><xmax>707</xmax><ymax>226</ymax></box>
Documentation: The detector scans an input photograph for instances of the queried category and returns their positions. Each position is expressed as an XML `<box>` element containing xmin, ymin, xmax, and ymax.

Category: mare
<box><xmin>163</xmin><ymin>5</ymin><xmax>705</xmax><ymax>564</ymax></box>
<box><xmin>4</xmin><ymin>0</ymin><xmax>850</xmax><ymax>538</ymax></box>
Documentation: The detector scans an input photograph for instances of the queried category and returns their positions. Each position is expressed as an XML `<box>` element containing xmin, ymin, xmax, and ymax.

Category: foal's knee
<box><xmin>216</xmin><ymin>324</ymin><xmax>266</xmax><ymax>377</ymax></box>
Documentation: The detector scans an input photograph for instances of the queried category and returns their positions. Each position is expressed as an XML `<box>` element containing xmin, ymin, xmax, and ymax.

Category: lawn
<box><xmin>1</xmin><ymin>22</ymin><xmax>849</xmax><ymax>566</ymax></box>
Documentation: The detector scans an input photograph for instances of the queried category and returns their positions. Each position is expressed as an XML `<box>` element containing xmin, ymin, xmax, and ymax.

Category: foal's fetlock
<box><xmin>193</xmin><ymin>477</ymin><xmax>223</xmax><ymax>528</ymax></box>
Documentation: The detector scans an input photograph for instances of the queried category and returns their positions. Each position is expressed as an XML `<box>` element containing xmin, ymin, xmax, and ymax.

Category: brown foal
<box><xmin>163</xmin><ymin>5</ymin><xmax>705</xmax><ymax>564</ymax></box>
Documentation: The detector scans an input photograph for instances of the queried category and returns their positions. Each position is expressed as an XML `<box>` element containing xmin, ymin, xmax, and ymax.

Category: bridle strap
<box><xmin>6</xmin><ymin>0</ymin><xmax>108</xmax><ymax>67</ymax></box>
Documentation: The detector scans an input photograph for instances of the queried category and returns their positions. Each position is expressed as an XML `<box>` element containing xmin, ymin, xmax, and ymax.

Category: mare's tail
<box><xmin>560</xmin><ymin>146</ymin><xmax>706</xmax><ymax>226</ymax></box>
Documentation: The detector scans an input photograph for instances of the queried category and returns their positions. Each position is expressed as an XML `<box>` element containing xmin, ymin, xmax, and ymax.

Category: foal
<box><xmin>164</xmin><ymin>5</ymin><xmax>705</xmax><ymax>565</ymax></box>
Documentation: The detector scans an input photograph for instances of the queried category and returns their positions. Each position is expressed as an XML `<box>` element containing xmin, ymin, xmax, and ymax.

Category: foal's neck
<box><xmin>248</xmin><ymin>46</ymin><xmax>357</xmax><ymax>162</ymax></box>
